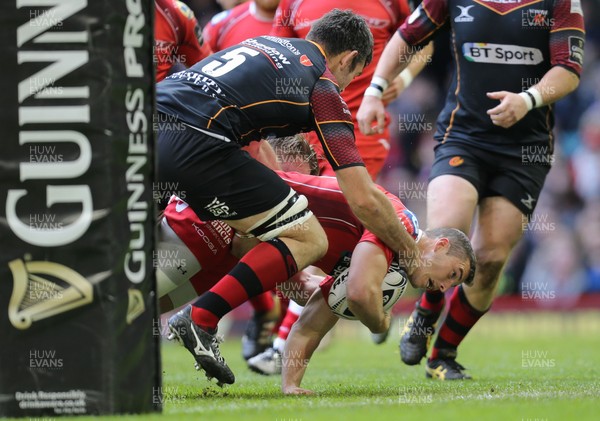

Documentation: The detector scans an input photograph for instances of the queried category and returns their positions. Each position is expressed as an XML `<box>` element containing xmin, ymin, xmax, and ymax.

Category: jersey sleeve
<box><xmin>174</xmin><ymin>0</ymin><xmax>212</xmax><ymax>66</ymax></box>
<box><xmin>310</xmin><ymin>70</ymin><xmax>364</xmax><ymax>170</ymax></box>
<box><xmin>271</xmin><ymin>0</ymin><xmax>298</xmax><ymax>37</ymax></box>
<box><xmin>398</xmin><ymin>0</ymin><xmax>448</xmax><ymax>47</ymax></box>
<box><xmin>549</xmin><ymin>0</ymin><xmax>585</xmax><ymax>77</ymax></box>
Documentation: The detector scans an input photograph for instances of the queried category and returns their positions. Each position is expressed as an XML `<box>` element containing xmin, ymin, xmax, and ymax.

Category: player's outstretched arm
<box><xmin>345</xmin><ymin>241</ymin><xmax>390</xmax><ymax>334</ymax></box>
<box><xmin>335</xmin><ymin>166</ymin><xmax>420</xmax><ymax>266</ymax></box>
<box><xmin>486</xmin><ymin>66</ymin><xmax>580</xmax><ymax>129</ymax></box>
<box><xmin>281</xmin><ymin>289</ymin><xmax>338</xmax><ymax>395</ymax></box>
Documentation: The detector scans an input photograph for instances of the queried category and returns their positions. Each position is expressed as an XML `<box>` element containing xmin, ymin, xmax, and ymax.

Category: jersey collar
<box><xmin>307</xmin><ymin>40</ymin><xmax>327</xmax><ymax>59</ymax></box>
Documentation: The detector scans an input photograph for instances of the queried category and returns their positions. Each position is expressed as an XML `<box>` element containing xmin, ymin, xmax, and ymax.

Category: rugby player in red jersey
<box><xmin>204</xmin><ymin>0</ymin><xmax>280</xmax><ymax>51</ymax></box>
<box><xmin>358</xmin><ymin>0</ymin><xmax>585</xmax><ymax>380</ymax></box>
<box><xmin>154</xmin><ymin>0</ymin><xmax>212</xmax><ymax>82</ymax></box>
<box><xmin>156</xmin><ymin>138</ymin><xmax>475</xmax><ymax>393</ymax></box>
<box><xmin>271</xmin><ymin>0</ymin><xmax>432</xmax><ymax>179</ymax></box>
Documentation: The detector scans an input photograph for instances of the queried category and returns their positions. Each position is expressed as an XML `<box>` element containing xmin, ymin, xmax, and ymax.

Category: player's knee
<box><xmin>474</xmin><ymin>248</ymin><xmax>509</xmax><ymax>289</ymax></box>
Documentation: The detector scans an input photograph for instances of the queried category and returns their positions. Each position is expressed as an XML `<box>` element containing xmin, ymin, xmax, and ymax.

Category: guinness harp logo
<box><xmin>8</xmin><ymin>258</ymin><xmax>93</xmax><ymax>330</ymax></box>
<box><xmin>126</xmin><ymin>288</ymin><xmax>145</xmax><ymax>324</ymax></box>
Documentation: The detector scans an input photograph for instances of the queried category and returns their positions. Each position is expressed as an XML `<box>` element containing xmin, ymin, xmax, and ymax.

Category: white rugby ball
<box><xmin>327</xmin><ymin>261</ymin><xmax>408</xmax><ymax>320</ymax></box>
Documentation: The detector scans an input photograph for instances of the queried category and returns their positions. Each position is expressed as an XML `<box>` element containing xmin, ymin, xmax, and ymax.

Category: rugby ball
<box><xmin>327</xmin><ymin>261</ymin><xmax>409</xmax><ymax>320</ymax></box>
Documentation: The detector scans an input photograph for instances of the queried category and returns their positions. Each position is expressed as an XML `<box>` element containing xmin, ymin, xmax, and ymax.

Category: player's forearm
<box><xmin>383</xmin><ymin>42</ymin><xmax>433</xmax><ymax>104</ymax></box>
<box><xmin>530</xmin><ymin>66</ymin><xmax>580</xmax><ymax>106</ymax></box>
<box><xmin>372</xmin><ymin>32</ymin><xmax>414</xmax><ymax>87</ymax></box>
<box><xmin>282</xmin><ymin>291</ymin><xmax>338</xmax><ymax>394</ymax></box>
<box><xmin>281</xmin><ymin>325</ymin><xmax>319</xmax><ymax>392</ymax></box>
<box><xmin>347</xmin><ymin>284</ymin><xmax>388</xmax><ymax>333</ymax></box>
<box><xmin>359</xmin><ymin>34</ymin><xmax>418</xmax><ymax>133</ymax></box>
<box><xmin>345</xmin><ymin>242</ymin><xmax>390</xmax><ymax>333</ymax></box>
<box><xmin>401</xmin><ymin>42</ymin><xmax>433</xmax><ymax>84</ymax></box>
<box><xmin>488</xmin><ymin>66</ymin><xmax>581</xmax><ymax>128</ymax></box>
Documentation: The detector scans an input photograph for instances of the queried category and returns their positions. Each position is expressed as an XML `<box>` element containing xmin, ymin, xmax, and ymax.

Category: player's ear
<box><xmin>339</xmin><ymin>50</ymin><xmax>359</xmax><ymax>70</ymax></box>
<box><xmin>434</xmin><ymin>237</ymin><xmax>450</xmax><ymax>252</ymax></box>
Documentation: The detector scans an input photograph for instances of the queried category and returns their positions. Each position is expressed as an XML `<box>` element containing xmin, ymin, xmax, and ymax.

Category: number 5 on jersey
<box><xmin>202</xmin><ymin>47</ymin><xmax>260</xmax><ymax>77</ymax></box>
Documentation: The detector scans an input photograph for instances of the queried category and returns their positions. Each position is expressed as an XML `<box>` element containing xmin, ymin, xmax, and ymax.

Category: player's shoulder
<box><xmin>318</xmin><ymin>66</ymin><xmax>340</xmax><ymax>90</ymax></box>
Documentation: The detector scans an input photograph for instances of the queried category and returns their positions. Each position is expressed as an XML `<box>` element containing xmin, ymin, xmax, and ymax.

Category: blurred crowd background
<box><xmin>179</xmin><ymin>0</ymin><xmax>600</xmax><ymax>304</ymax></box>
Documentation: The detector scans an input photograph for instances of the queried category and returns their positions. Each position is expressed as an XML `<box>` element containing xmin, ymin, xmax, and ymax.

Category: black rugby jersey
<box><xmin>156</xmin><ymin>36</ymin><xmax>364</xmax><ymax>170</ymax></box>
<box><xmin>399</xmin><ymin>0</ymin><xmax>585</xmax><ymax>150</ymax></box>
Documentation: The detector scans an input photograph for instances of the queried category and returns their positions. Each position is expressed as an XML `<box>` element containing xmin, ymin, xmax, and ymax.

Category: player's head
<box><xmin>306</xmin><ymin>9</ymin><xmax>373</xmax><ymax>90</ymax></box>
<box><xmin>268</xmin><ymin>134</ymin><xmax>319</xmax><ymax>175</ymax></box>
<box><xmin>409</xmin><ymin>227</ymin><xmax>476</xmax><ymax>292</ymax></box>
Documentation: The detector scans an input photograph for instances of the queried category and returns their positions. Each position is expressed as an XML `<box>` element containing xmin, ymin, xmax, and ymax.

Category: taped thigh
<box><xmin>246</xmin><ymin>189</ymin><xmax>312</xmax><ymax>241</ymax></box>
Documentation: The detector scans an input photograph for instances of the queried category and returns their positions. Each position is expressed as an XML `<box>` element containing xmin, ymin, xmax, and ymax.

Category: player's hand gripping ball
<box><xmin>326</xmin><ymin>261</ymin><xmax>408</xmax><ymax>320</ymax></box>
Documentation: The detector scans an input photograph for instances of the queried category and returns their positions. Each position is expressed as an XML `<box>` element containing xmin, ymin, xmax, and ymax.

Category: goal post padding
<box><xmin>0</xmin><ymin>0</ymin><xmax>160</xmax><ymax>416</ymax></box>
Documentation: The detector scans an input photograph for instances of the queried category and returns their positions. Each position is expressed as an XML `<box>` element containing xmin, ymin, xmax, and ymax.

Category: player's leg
<box><xmin>155</xmin><ymin>214</ymin><xmax>202</xmax><ymax>298</ymax></box>
<box><xmin>188</xmin><ymin>209</ymin><xmax>327</xmax><ymax>327</ymax></box>
<box><xmin>400</xmin><ymin>173</ymin><xmax>478</xmax><ymax>365</ymax></box>
<box><xmin>464</xmin><ymin>197</ymin><xmax>525</xmax><ymax>309</ymax></box>
<box><xmin>242</xmin><ymin>292</ymin><xmax>280</xmax><ymax>361</ymax></box>
<box><xmin>228</xmin><ymin>231</ymin><xmax>281</xmax><ymax>360</ymax></box>
<box><xmin>425</xmin><ymin>147</ymin><xmax>548</xmax><ymax>380</ymax></box>
<box><xmin>426</xmin><ymin>196</ymin><xmax>523</xmax><ymax>379</ymax></box>
<box><xmin>169</xmin><ymin>212</ymin><xmax>326</xmax><ymax>385</ymax></box>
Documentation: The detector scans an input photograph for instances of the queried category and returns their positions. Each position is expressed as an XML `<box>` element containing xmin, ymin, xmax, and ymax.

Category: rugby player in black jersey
<box><xmin>156</xmin><ymin>9</ymin><xmax>421</xmax><ymax>385</ymax></box>
<box><xmin>358</xmin><ymin>0</ymin><xmax>585</xmax><ymax>380</ymax></box>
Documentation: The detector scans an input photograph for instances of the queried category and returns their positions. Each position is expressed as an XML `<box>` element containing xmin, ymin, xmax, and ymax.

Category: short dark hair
<box><xmin>306</xmin><ymin>9</ymin><xmax>373</xmax><ymax>71</ymax></box>
<box><xmin>425</xmin><ymin>227</ymin><xmax>476</xmax><ymax>286</ymax></box>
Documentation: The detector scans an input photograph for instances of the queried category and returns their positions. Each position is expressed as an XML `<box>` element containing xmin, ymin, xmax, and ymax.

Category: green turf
<box><xmin>6</xmin><ymin>312</ymin><xmax>600</xmax><ymax>420</ymax></box>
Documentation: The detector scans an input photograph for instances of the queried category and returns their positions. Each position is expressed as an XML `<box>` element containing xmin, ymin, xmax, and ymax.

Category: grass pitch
<box><xmin>9</xmin><ymin>312</ymin><xmax>600</xmax><ymax>420</ymax></box>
